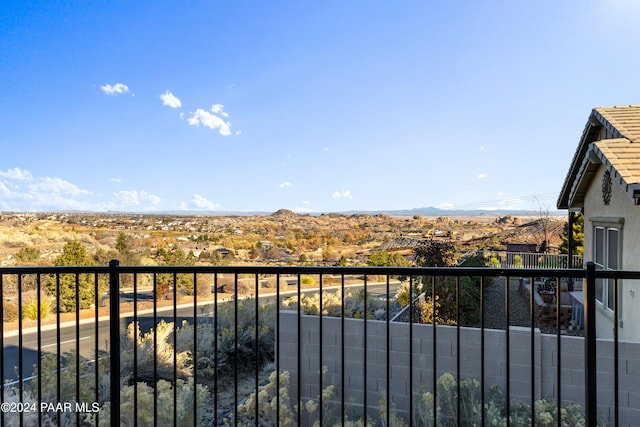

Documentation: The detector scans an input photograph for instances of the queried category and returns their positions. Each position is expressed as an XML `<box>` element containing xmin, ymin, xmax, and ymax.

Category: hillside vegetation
<box><xmin>0</xmin><ymin>211</ymin><xmax>565</xmax><ymax>268</ymax></box>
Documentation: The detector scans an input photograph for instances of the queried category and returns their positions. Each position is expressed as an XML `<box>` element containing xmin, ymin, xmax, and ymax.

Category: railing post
<box><xmin>584</xmin><ymin>262</ymin><xmax>597</xmax><ymax>426</ymax></box>
<box><xmin>109</xmin><ymin>260</ymin><xmax>120</xmax><ymax>427</ymax></box>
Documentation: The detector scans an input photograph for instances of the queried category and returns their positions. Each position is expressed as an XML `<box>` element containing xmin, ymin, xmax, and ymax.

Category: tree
<box><xmin>115</xmin><ymin>231</ymin><xmax>128</xmax><ymax>253</ymax></box>
<box><xmin>412</xmin><ymin>240</ymin><xmax>481</xmax><ymax>325</ymax></box>
<box><xmin>367</xmin><ymin>250</ymin><xmax>409</xmax><ymax>267</ymax></box>
<box><xmin>560</xmin><ymin>214</ymin><xmax>584</xmax><ymax>256</ymax></box>
<box><xmin>115</xmin><ymin>232</ymin><xmax>141</xmax><ymax>265</ymax></box>
<box><xmin>48</xmin><ymin>240</ymin><xmax>106</xmax><ymax>312</ymax></box>
<box><xmin>157</xmin><ymin>245</ymin><xmax>196</xmax><ymax>295</ymax></box>
<box><xmin>535</xmin><ymin>199</ymin><xmax>551</xmax><ymax>253</ymax></box>
<box><xmin>414</xmin><ymin>240</ymin><xmax>458</xmax><ymax>267</ymax></box>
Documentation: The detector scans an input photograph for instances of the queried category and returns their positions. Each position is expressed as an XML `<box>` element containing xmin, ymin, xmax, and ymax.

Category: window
<box><xmin>593</xmin><ymin>225</ymin><xmax>620</xmax><ymax>311</ymax></box>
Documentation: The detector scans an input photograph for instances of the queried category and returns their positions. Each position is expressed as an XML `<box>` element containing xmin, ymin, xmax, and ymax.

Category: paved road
<box><xmin>2</xmin><ymin>280</ymin><xmax>400</xmax><ymax>383</ymax></box>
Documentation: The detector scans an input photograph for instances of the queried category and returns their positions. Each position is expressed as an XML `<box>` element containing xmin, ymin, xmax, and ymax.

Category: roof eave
<box><xmin>557</xmin><ymin>110</ymin><xmax>603</xmax><ymax>210</ymax></box>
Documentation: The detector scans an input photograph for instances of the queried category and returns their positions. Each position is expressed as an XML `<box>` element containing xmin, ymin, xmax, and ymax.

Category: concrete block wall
<box><xmin>278</xmin><ymin>310</ymin><xmax>640</xmax><ymax>426</ymax></box>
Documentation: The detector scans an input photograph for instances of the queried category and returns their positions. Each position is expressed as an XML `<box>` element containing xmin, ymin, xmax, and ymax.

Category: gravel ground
<box><xmin>483</xmin><ymin>276</ymin><xmax>559</xmax><ymax>334</ymax></box>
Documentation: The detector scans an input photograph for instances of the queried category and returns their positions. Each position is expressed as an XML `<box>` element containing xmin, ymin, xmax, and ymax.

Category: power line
<box><xmin>441</xmin><ymin>193</ymin><xmax>559</xmax><ymax>211</ymax></box>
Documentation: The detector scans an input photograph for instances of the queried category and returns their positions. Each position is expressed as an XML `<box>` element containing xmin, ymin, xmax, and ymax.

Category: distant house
<box><xmin>557</xmin><ymin>105</ymin><xmax>640</xmax><ymax>341</ymax></box>
<box><xmin>505</xmin><ymin>243</ymin><xmax>538</xmax><ymax>253</ymax></box>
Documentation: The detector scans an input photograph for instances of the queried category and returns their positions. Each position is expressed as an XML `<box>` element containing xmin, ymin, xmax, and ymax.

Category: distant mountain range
<box><xmin>336</xmin><ymin>206</ymin><xmax>565</xmax><ymax>217</ymax></box>
<box><xmin>94</xmin><ymin>206</ymin><xmax>565</xmax><ymax>217</ymax></box>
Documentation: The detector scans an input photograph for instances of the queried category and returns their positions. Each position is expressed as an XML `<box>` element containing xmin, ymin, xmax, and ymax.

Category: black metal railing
<box><xmin>0</xmin><ymin>262</ymin><xmax>635</xmax><ymax>426</ymax></box>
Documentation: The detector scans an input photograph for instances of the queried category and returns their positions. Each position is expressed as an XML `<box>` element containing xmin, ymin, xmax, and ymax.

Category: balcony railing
<box><xmin>0</xmin><ymin>262</ymin><xmax>635</xmax><ymax>426</ymax></box>
<box><xmin>499</xmin><ymin>252</ymin><xmax>584</xmax><ymax>269</ymax></box>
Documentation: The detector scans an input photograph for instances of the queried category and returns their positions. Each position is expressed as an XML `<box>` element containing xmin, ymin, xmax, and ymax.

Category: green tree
<box><xmin>414</xmin><ymin>240</ymin><xmax>458</xmax><ymax>267</ymax></box>
<box><xmin>48</xmin><ymin>240</ymin><xmax>106</xmax><ymax>312</ymax></box>
<box><xmin>115</xmin><ymin>232</ymin><xmax>141</xmax><ymax>265</ymax></box>
<box><xmin>412</xmin><ymin>240</ymin><xmax>482</xmax><ymax>325</ymax></box>
<box><xmin>115</xmin><ymin>231</ymin><xmax>127</xmax><ymax>253</ymax></box>
<box><xmin>157</xmin><ymin>245</ymin><xmax>196</xmax><ymax>295</ymax></box>
<box><xmin>560</xmin><ymin>214</ymin><xmax>584</xmax><ymax>256</ymax></box>
<box><xmin>367</xmin><ymin>250</ymin><xmax>409</xmax><ymax>267</ymax></box>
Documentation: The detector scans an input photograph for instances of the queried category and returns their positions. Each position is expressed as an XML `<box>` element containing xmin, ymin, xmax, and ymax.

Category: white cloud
<box><xmin>101</xmin><ymin>83</ymin><xmax>129</xmax><ymax>96</ymax></box>
<box><xmin>332</xmin><ymin>189</ymin><xmax>353</xmax><ymax>199</ymax></box>
<box><xmin>0</xmin><ymin>167</ymin><xmax>33</xmax><ymax>181</ymax></box>
<box><xmin>477</xmin><ymin>173</ymin><xmax>487</xmax><ymax>179</ymax></box>
<box><xmin>160</xmin><ymin>90</ymin><xmax>182</xmax><ymax>108</ymax></box>
<box><xmin>113</xmin><ymin>190</ymin><xmax>162</xmax><ymax>207</ymax></box>
<box><xmin>191</xmin><ymin>194</ymin><xmax>220</xmax><ymax>210</ymax></box>
<box><xmin>179</xmin><ymin>195</ymin><xmax>220</xmax><ymax>211</ymax></box>
<box><xmin>0</xmin><ymin>168</ymin><xmax>98</xmax><ymax>211</ymax></box>
<box><xmin>210</xmin><ymin>104</ymin><xmax>229</xmax><ymax>118</ymax></box>
<box><xmin>29</xmin><ymin>177</ymin><xmax>91</xmax><ymax>196</ymax></box>
<box><xmin>187</xmin><ymin>105</ymin><xmax>232</xmax><ymax>136</ymax></box>
<box><xmin>279</xmin><ymin>181</ymin><xmax>292</xmax><ymax>188</ymax></box>
<box><xmin>235</xmin><ymin>130</ymin><xmax>242</xmax><ymax>136</ymax></box>
<box><xmin>113</xmin><ymin>190</ymin><xmax>139</xmax><ymax>206</ymax></box>
<box><xmin>111</xmin><ymin>177</ymin><xmax>121</xmax><ymax>183</ymax></box>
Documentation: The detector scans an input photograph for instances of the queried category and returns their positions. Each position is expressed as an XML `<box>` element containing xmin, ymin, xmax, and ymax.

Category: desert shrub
<box><xmin>22</xmin><ymin>297</ymin><xmax>53</xmax><ymax>320</ymax></box>
<box><xmin>218</xmin><ymin>277</ymin><xmax>255</xmax><ymax>296</ymax></box>
<box><xmin>226</xmin><ymin>367</ymin><xmax>340</xmax><ymax>427</ymax></box>
<box><xmin>283</xmin><ymin>289</ymin><xmax>394</xmax><ymax>320</ymax></box>
<box><xmin>300</xmin><ymin>275</ymin><xmax>316</xmax><ymax>285</ymax></box>
<box><xmin>418</xmin><ymin>275</ymin><xmax>482</xmax><ymax>326</ymax></box>
<box><xmin>410</xmin><ymin>372</ymin><xmax>606</xmax><ymax>427</ymax></box>
<box><xmin>0</xmin><ymin>386</ymin><xmax>41</xmax><ymax>426</ymax></box>
<box><xmin>154</xmin><ymin>280</ymin><xmax>171</xmax><ymax>300</ymax></box>
<box><xmin>418</xmin><ymin>296</ymin><xmax>457</xmax><ymax>325</ymax></box>
<box><xmin>195</xmin><ymin>273</ymin><xmax>213</xmax><ymax>297</ymax></box>
<box><xmin>13</xmin><ymin>247</ymin><xmax>41</xmax><ymax>264</ymax></box>
<box><xmin>167</xmin><ymin>299</ymin><xmax>276</xmax><ymax>378</ymax></box>
<box><xmin>489</xmin><ymin>254</ymin><xmax>501</xmax><ymax>268</ymax></box>
<box><xmin>30</xmin><ymin>350</ymin><xmax>107</xmax><ymax>419</ymax></box>
<box><xmin>120</xmin><ymin>320</ymin><xmax>192</xmax><ymax>383</ymax></box>
<box><xmin>3</xmin><ymin>301</ymin><xmax>19</xmax><ymax>322</ymax></box>
<box><xmin>225</xmin><ymin>369</ymin><xmax>296</xmax><ymax>426</ymax></box>
<box><xmin>212</xmin><ymin>299</ymin><xmax>275</xmax><ymax>375</ymax></box>
<box><xmin>396</xmin><ymin>280</ymin><xmax>414</xmax><ymax>308</ymax></box>
<box><xmin>514</xmin><ymin>255</ymin><xmax>523</xmax><ymax>268</ymax></box>
<box><xmin>112</xmin><ymin>378</ymin><xmax>209</xmax><ymax>427</ymax></box>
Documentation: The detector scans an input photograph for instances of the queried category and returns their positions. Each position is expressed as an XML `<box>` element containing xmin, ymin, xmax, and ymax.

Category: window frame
<box><xmin>590</xmin><ymin>217</ymin><xmax>623</xmax><ymax>314</ymax></box>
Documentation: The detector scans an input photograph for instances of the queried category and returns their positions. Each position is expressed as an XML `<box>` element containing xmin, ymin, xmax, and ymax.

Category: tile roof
<box><xmin>593</xmin><ymin>138</ymin><xmax>640</xmax><ymax>194</ymax></box>
<box><xmin>557</xmin><ymin>105</ymin><xmax>640</xmax><ymax>209</ymax></box>
<box><xmin>593</xmin><ymin>105</ymin><xmax>640</xmax><ymax>143</ymax></box>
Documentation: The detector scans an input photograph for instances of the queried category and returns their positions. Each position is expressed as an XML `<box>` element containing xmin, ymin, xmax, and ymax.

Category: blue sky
<box><xmin>2</xmin><ymin>1</ymin><xmax>640</xmax><ymax>213</ymax></box>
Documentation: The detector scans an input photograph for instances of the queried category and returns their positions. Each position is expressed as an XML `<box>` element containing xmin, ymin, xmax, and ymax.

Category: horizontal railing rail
<box><xmin>1</xmin><ymin>262</ymin><xmax>636</xmax><ymax>426</ymax></box>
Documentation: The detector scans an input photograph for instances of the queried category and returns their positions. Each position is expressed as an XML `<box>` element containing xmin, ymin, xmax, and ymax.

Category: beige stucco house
<box><xmin>557</xmin><ymin>105</ymin><xmax>640</xmax><ymax>341</ymax></box>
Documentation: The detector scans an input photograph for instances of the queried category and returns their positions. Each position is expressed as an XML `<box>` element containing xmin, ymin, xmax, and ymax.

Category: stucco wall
<box><xmin>278</xmin><ymin>311</ymin><xmax>640</xmax><ymax>426</ymax></box>
<box><xmin>583</xmin><ymin>165</ymin><xmax>640</xmax><ymax>341</ymax></box>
